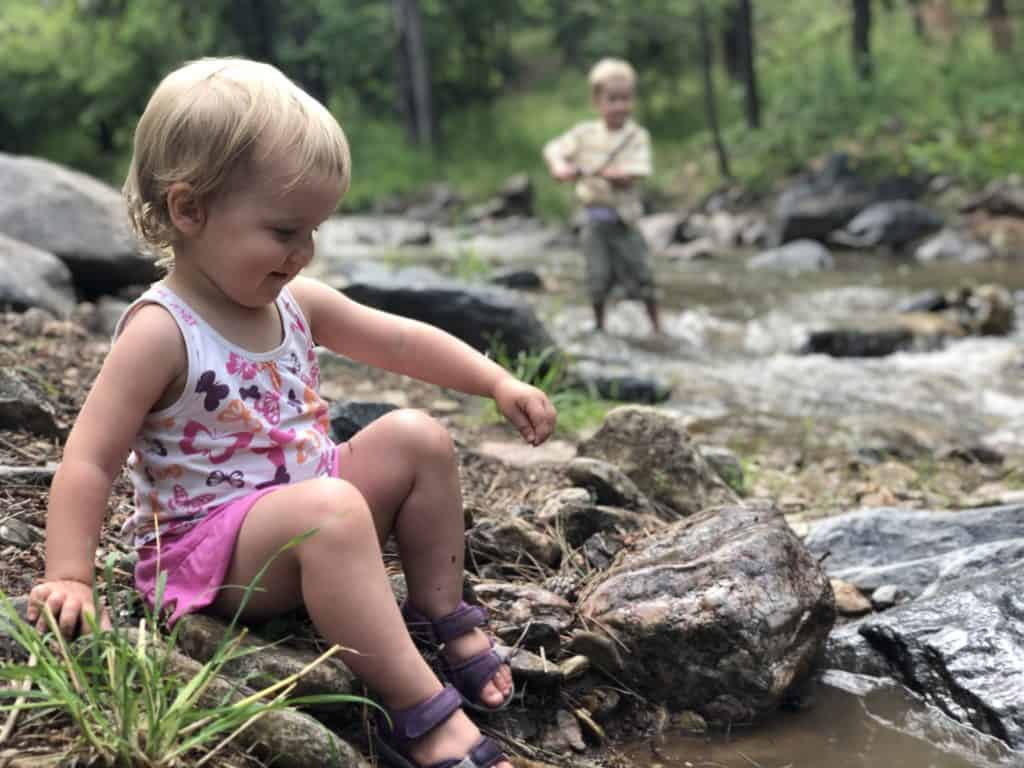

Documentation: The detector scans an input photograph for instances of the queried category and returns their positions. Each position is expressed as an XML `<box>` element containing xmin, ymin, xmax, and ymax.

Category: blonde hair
<box><xmin>124</xmin><ymin>57</ymin><xmax>351</xmax><ymax>263</ymax></box>
<box><xmin>588</xmin><ymin>58</ymin><xmax>637</xmax><ymax>95</ymax></box>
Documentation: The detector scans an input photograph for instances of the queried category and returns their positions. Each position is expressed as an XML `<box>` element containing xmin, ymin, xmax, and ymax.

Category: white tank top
<box><xmin>115</xmin><ymin>284</ymin><xmax>336</xmax><ymax>546</ymax></box>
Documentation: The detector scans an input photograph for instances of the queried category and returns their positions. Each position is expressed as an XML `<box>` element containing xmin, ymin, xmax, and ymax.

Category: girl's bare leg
<box><xmin>209</xmin><ymin>476</ymin><xmax>510</xmax><ymax>768</ymax></box>
<box><xmin>336</xmin><ymin>409</ymin><xmax>512</xmax><ymax>706</ymax></box>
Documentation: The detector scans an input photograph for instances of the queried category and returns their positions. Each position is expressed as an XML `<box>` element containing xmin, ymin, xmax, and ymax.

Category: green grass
<box><xmin>0</xmin><ymin>535</ymin><xmax>371</xmax><ymax>766</ymax></box>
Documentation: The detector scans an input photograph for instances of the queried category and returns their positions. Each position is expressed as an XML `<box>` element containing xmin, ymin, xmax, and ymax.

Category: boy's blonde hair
<box><xmin>124</xmin><ymin>57</ymin><xmax>351</xmax><ymax>259</ymax></box>
<box><xmin>588</xmin><ymin>58</ymin><xmax>637</xmax><ymax>95</ymax></box>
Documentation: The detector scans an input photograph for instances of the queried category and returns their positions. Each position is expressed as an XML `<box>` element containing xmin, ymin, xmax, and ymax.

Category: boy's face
<box><xmin>594</xmin><ymin>77</ymin><xmax>634</xmax><ymax>130</ymax></box>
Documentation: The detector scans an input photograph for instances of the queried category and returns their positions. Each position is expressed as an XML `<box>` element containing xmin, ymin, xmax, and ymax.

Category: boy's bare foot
<box><xmin>444</xmin><ymin>628</ymin><xmax>514</xmax><ymax>708</ymax></box>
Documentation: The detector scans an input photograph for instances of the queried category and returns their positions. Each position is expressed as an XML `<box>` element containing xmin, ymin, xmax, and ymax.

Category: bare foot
<box><xmin>444</xmin><ymin>628</ymin><xmax>513</xmax><ymax>708</ymax></box>
<box><xmin>408</xmin><ymin>708</ymin><xmax>512</xmax><ymax>768</ymax></box>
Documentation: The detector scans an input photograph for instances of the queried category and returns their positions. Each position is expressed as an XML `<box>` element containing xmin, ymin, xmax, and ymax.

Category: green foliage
<box><xmin>0</xmin><ymin>540</ymin><xmax>369</xmax><ymax>766</ymax></box>
<box><xmin>451</xmin><ymin>248</ymin><xmax>492</xmax><ymax>281</ymax></box>
<box><xmin>483</xmin><ymin>341</ymin><xmax>615</xmax><ymax>436</ymax></box>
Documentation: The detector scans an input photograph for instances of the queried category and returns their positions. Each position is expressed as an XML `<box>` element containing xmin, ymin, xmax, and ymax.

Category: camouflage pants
<box><xmin>581</xmin><ymin>218</ymin><xmax>656</xmax><ymax>305</ymax></box>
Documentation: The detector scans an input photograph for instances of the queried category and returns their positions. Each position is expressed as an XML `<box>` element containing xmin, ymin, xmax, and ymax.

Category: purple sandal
<box><xmin>374</xmin><ymin>685</ymin><xmax>506</xmax><ymax>768</ymax></box>
<box><xmin>402</xmin><ymin>601</ymin><xmax>515</xmax><ymax>712</ymax></box>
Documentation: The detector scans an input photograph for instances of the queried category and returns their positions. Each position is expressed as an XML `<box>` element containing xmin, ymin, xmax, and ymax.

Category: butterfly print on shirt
<box><xmin>196</xmin><ymin>371</ymin><xmax>230</xmax><ymax>411</ymax></box>
<box><xmin>206</xmin><ymin>469</ymin><xmax>245</xmax><ymax>488</ymax></box>
<box><xmin>167</xmin><ymin>484</ymin><xmax>216</xmax><ymax>513</ymax></box>
<box><xmin>180</xmin><ymin>421</ymin><xmax>254</xmax><ymax>464</ymax></box>
<box><xmin>239</xmin><ymin>384</ymin><xmax>260</xmax><ymax>403</ymax></box>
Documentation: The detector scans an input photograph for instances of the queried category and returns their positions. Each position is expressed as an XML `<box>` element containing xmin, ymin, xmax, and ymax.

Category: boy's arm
<box><xmin>543</xmin><ymin>127</ymin><xmax>580</xmax><ymax>181</ymax></box>
<box><xmin>28</xmin><ymin>305</ymin><xmax>184</xmax><ymax>635</ymax></box>
<box><xmin>292</xmin><ymin>277</ymin><xmax>556</xmax><ymax>444</ymax></box>
<box><xmin>600</xmin><ymin>127</ymin><xmax>652</xmax><ymax>186</ymax></box>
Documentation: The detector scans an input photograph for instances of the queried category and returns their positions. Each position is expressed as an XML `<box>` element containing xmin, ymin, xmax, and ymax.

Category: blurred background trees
<box><xmin>1</xmin><ymin>0</ymin><xmax>1021</xmax><ymax>213</ymax></box>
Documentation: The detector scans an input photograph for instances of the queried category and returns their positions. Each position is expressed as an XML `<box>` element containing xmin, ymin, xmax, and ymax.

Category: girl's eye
<box><xmin>273</xmin><ymin>228</ymin><xmax>297</xmax><ymax>238</ymax></box>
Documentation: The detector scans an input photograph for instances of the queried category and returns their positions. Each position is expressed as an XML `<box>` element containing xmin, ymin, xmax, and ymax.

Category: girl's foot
<box><xmin>444</xmin><ymin>628</ymin><xmax>513</xmax><ymax>709</ymax></box>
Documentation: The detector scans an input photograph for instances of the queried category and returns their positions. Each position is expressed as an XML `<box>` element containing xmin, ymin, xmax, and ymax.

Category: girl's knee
<box><xmin>294</xmin><ymin>477</ymin><xmax>373</xmax><ymax>535</ymax></box>
<box><xmin>384</xmin><ymin>408</ymin><xmax>455</xmax><ymax>461</ymax></box>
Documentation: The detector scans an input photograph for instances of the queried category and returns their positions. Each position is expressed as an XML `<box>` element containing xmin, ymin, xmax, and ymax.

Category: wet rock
<box><xmin>748</xmin><ymin>239</ymin><xmax>833</xmax><ymax>273</ymax></box>
<box><xmin>799</xmin><ymin>328</ymin><xmax>915</xmax><ymax>358</ymax></box>
<box><xmin>581</xmin><ymin>531</ymin><xmax>627</xmax><ymax>570</ymax></box>
<box><xmin>960</xmin><ymin>176</ymin><xmax>1024</xmax><ymax>217</ymax></box>
<box><xmin>664</xmin><ymin>237</ymin><xmax>716</xmax><ymax>261</ymax></box>
<box><xmin>566</xmin><ymin>457</ymin><xmax>654</xmax><ymax>513</ymax></box>
<box><xmin>896</xmin><ymin>289</ymin><xmax>947</xmax><ymax>314</ymax></box>
<box><xmin>340</xmin><ymin>275</ymin><xmax>556</xmax><ymax>360</ymax></box>
<box><xmin>822</xmin><ymin>623</ymin><xmax>895</xmax><ymax>678</ymax></box>
<box><xmin>857</xmin><ymin>565</ymin><xmax>1024</xmax><ymax>749</ymax></box>
<box><xmin>488</xmin><ymin>267</ymin><xmax>544</xmax><ymax>291</ymax></box>
<box><xmin>537</xmin><ymin>489</ymin><xmax>657</xmax><ymax>548</ymax></box>
<box><xmin>328</xmin><ymin>401</ymin><xmax>399</xmax><ymax>443</ymax></box>
<box><xmin>831</xmin><ymin>200</ymin><xmax>943</xmax><ymax>250</ymax></box>
<box><xmin>579</xmin><ymin>502</ymin><xmax>835</xmax><ymax>723</ymax></box>
<box><xmin>176</xmin><ymin>614</ymin><xmax>359</xmax><ymax>708</ymax></box>
<box><xmin>914</xmin><ymin>229</ymin><xmax>993</xmax><ymax>264</ymax></box>
<box><xmin>831</xmin><ymin>578</ymin><xmax>872</xmax><ymax>617</ymax></box>
<box><xmin>637</xmin><ymin>212</ymin><xmax>684</xmax><ymax>252</ymax></box>
<box><xmin>772</xmin><ymin>154</ymin><xmax>876</xmax><ymax>244</ymax></box>
<box><xmin>564</xmin><ymin>630</ymin><xmax>624</xmax><ymax>674</ymax></box>
<box><xmin>466</xmin><ymin>516</ymin><xmax>561</xmax><ymax>570</ymax></box>
<box><xmin>0</xmin><ymin>233</ymin><xmax>76</xmax><ymax>317</ymax></box>
<box><xmin>804</xmin><ymin>504</ymin><xmax>1024</xmax><ymax>599</ymax></box>
<box><xmin>0</xmin><ymin>153</ymin><xmax>158</xmax><ymax>296</ymax></box>
<box><xmin>508</xmin><ymin>645</ymin><xmax>563</xmax><ymax>688</ymax></box>
<box><xmin>577</xmin><ymin>406</ymin><xmax>736</xmax><ymax>518</ymax></box>
<box><xmin>0</xmin><ymin>368</ymin><xmax>61</xmax><ymax>439</ymax></box>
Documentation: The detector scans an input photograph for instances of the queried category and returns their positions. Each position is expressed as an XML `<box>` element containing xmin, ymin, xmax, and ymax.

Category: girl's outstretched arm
<box><xmin>27</xmin><ymin>305</ymin><xmax>184</xmax><ymax>637</ymax></box>
<box><xmin>292</xmin><ymin>277</ymin><xmax>557</xmax><ymax>445</ymax></box>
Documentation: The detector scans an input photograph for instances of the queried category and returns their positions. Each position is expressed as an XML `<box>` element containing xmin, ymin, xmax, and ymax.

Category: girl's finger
<box><xmin>59</xmin><ymin>598</ymin><xmax>81</xmax><ymax>638</ymax></box>
<box><xmin>26</xmin><ymin>584</ymin><xmax>51</xmax><ymax>621</ymax></box>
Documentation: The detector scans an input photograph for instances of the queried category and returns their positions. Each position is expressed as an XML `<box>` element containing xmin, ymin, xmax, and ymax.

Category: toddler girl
<box><xmin>27</xmin><ymin>57</ymin><xmax>557</xmax><ymax>768</ymax></box>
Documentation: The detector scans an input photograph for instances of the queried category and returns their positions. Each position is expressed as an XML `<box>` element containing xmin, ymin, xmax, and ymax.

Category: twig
<box><xmin>0</xmin><ymin>434</ymin><xmax>43</xmax><ymax>464</ymax></box>
<box><xmin>0</xmin><ymin>654</ymin><xmax>37</xmax><ymax>745</ymax></box>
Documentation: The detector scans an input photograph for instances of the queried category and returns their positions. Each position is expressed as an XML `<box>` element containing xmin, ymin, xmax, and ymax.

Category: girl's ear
<box><xmin>166</xmin><ymin>182</ymin><xmax>205</xmax><ymax>236</ymax></box>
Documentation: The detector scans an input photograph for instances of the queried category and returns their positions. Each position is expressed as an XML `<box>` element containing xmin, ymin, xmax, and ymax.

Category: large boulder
<box><xmin>338</xmin><ymin>272</ymin><xmax>557</xmax><ymax>359</ymax></box>
<box><xmin>748</xmin><ymin>239</ymin><xmax>834</xmax><ymax>274</ymax></box>
<box><xmin>0</xmin><ymin>232</ymin><xmax>76</xmax><ymax>316</ymax></box>
<box><xmin>772</xmin><ymin>154</ymin><xmax>876</xmax><ymax>244</ymax></box>
<box><xmin>578</xmin><ymin>502</ymin><xmax>835</xmax><ymax>722</ymax></box>
<box><xmin>0</xmin><ymin>153</ymin><xmax>158</xmax><ymax>296</ymax></box>
<box><xmin>576</xmin><ymin>406</ymin><xmax>736</xmax><ymax>517</ymax></box>
<box><xmin>830</xmin><ymin>200</ymin><xmax>943</xmax><ymax>250</ymax></box>
<box><xmin>804</xmin><ymin>504</ymin><xmax>1024</xmax><ymax>600</ymax></box>
<box><xmin>838</xmin><ymin>566</ymin><xmax>1024</xmax><ymax>750</ymax></box>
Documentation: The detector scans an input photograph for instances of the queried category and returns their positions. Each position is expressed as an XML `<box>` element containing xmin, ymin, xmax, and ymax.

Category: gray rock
<box><xmin>0</xmin><ymin>368</ymin><xmax>61</xmax><ymax>438</ymax></box>
<box><xmin>804</xmin><ymin>504</ymin><xmax>1024</xmax><ymax>598</ymax></box>
<box><xmin>831</xmin><ymin>200</ymin><xmax>943</xmax><ymax>249</ymax></box>
<box><xmin>474</xmin><ymin>582</ymin><xmax>573</xmax><ymax>655</ymax></box>
<box><xmin>566</xmin><ymin>457</ymin><xmax>654</xmax><ymax>513</ymax></box>
<box><xmin>576</xmin><ymin>406</ymin><xmax>736</xmax><ymax>517</ymax></box>
<box><xmin>466</xmin><ymin>516</ymin><xmax>561</xmax><ymax>569</ymax></box>
<box><xmin>748</xmin><ymin>239</ymin><xmax>834</xmax><ymax>273</ymax></box>
<box><xmin>799</xmin><ymin>328</ymin><xmax>915</xmax><ymax>358</ymax></box>
<box><xmin>579</xmin><ymin>502</ymin><xmax>835</xmax><ymax>722</ymax></box>
<box><xmin>340</xmin><ymin>276</ymin><xmax>557</xmax><ymax>361</ymax></box>
<box><xmin>823</xmin><ymin>622</ymin><xmax>894</xmax><ymax>678</ymax></box>
<box><xmin>858</xmin><ymin>566</ymin><xmax>1024</xmax><ymax>749</ymax></box>
<box><xmin>772</xmin><ymin>154</ymin><xmax>876</xmax><ymax>244</ymax></box>
<box><xmin>915</xmin><ymin>229</ymin><xmax>993</xmax><ymax>264</ymax></box>
<box><xmin>0</xmin><ymin>233</ymin><xmax>76</xmax><ymax>317</ymax></box>
<box><xmin>488</xmin><ymin>267</ymin><xmax>544</xmax><ymax>291</ymax></box>
<box><xmin>0</xmin><ymin>153</ymin><xmax>158</xmax><ymax>296</ymax></box>
<box><xmin>0</xmin><ymin>518</ymin><xmax>44</xmax><ymax>548</ymax></box>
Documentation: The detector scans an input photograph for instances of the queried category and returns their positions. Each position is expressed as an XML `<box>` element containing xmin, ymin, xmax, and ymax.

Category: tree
<box><xmin>393</xmin><ymin>0</ymin><xmax>435</xmax><ymax>148</ymax></box>
<box><xmin>733</xmin><ymin>0</ymin><xmax>760</xmax><ymax>129</ymax></box>
<box><xmin>851</xmin><ymin>0</ymin><xmax>873</xmax><ymax>80</ymax></box>
<box><xmin>697</xmin><ymin>0</ymin><xmax>731</xmax><ymax>178</ymax></box>
<box><xmin>986</xmin><ymin>0</ymin><xmax>1014</xmax><ymax>52</ymax></box>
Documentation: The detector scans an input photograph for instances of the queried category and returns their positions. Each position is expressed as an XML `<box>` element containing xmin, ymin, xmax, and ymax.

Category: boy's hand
<box><xmin>551</xmin><ymin>163</ymin><xmax>580</xmax><ymax>183</ymax></box>
<box><xmin>27</xmin><ymin>579</ymin><xmax>111</xmax><ymax>638</ymax></box>
<box><xmin>494</xmin><ymin>377</ymin><xmax>557</xmax><ymax>446</ymax></box>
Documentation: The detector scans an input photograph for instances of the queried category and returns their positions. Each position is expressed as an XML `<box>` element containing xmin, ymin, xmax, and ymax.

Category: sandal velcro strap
<box><xmin>388</xmin><ymin>685</ymin><xmax>462</xmax><ymax>743</ymax></box>
<box><xmin>434</xmin><ymin>736</ymin><xmax>505</xmax><ymax>768</ymax></box>
<box><xmin>432</xmin><ymin>601</ymin><xmax>488</xmax><ymax>644</ymax></box>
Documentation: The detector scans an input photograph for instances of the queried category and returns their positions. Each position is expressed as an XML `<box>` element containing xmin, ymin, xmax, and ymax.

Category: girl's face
<box><xmin>594</xmin><ymin>77</ymin><xmax>635</xmax><ymax>130</ymax></box>
<box><xmin>177</xmin><ymin>160</ymin><xmax>341</xmax><ymax>309</ymax></box>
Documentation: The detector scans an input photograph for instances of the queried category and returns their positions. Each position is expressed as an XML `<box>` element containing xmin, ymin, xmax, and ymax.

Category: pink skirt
<box><xmin>135</xmin><ymin>451</ymin><xmax>341</xmax><ymax>625</ymax></box>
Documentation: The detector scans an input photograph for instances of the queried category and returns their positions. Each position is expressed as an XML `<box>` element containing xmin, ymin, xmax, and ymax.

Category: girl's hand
<box><xmin>494</xmin><ymin>377</ymin><xmax>557</xmax><ymax>446</ymax></box>
<box><xmin>27</xmin><ymin>579</ymin><xmax>111</xmax><ymax>638</ymax></box>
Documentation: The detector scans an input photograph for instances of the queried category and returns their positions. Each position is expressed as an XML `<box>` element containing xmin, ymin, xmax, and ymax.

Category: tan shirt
<box><xmin>543</xmin><ymin>119</ymin><xmax>652</xmax><ymax>222</ymax></box>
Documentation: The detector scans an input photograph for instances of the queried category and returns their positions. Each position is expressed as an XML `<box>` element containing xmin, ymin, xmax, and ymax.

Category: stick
<box><xmin>0</xmin><ymin>654</ymin><xmax>37</xmax><ymax>745</ymax></box>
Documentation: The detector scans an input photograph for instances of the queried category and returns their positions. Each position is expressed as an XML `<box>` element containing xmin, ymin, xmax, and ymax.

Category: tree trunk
<box><xmin>697</xmin><ymin>0</ymin><xmax>732</xmax><ymax>178</ymax></box>
<box><xmin>907</xmin><ymin>0</ymin><xmax>926</xmax><ymax>39</ymax></box>
<box><xmin>986</xmin><ymin>0</ymin><xmax>1014</xmax><ymax>53</ymax></box>
<box><xmin>392</xmin><ymin>0</ymin><xmax>435</xmax><ymax>148</ymax></box>
<box><xmin>852</xmin><ymin>0</ymin><xmax>873</xmax><ymax>80</ymax></box>
<box><xmin>736</xmin><ymin>0</ymin><xmax>760</xmax><ymax>129</ymax></box>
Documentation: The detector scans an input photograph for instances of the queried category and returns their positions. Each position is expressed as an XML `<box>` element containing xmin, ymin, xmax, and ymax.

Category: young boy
<box><xmin>543</xmin><ymin>57</ymin><xmax>661</xmax><ymax>334</ymax></box>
